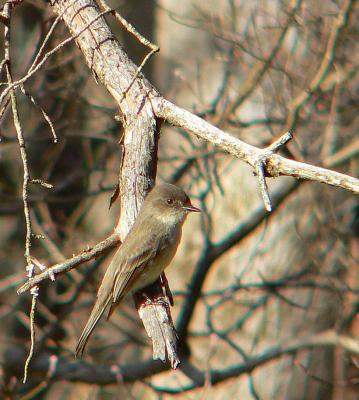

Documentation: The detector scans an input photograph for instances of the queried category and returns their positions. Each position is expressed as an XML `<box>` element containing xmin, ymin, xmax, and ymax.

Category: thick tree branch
<box><xmin>154</xmin><ymin>99</ymin><xmax>359</xmax><ymax>194</ymax></box>
<box><xmin>35</xmin><ymin>0</ymin><xmax>178</xmax><ymax>367</ymax></box>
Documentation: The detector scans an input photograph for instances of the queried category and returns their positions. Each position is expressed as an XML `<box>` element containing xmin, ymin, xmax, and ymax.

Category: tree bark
<box><xmin>49</xmin><ymin>0</ymin><xmax>179</xmax><ymax>367</ymax></box>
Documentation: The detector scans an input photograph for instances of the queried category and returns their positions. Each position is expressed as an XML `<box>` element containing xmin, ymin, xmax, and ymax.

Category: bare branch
<box><xmin>155</xmin><ymin>99</ymin><xmax>359</xmax><ymax>194</ymax></box>
<box><xmin>255</xmin><ymin>161</ymin><xmax>272</xmax><ymax>212</ymax></box>
<box><xmin>17</xmin><ymin>233</ymin><xmax>121</xmax><ymax>294</ymax></box>
<box><xmin>98</xmin><ymin>0</ymin><xmax>159</xmax><ymax>100</ymax></box>
<box><xmin>2</xmin><ymin>0</ymin><xmax>37</xmax><ymax>382</ymax></box>
<box><xmin>0</xmin><ymin>8</ymin><xmax>112</xmax><ymax>108</ymax></box>
<box><xmin>19</xmin><ymin>84</ymin><xmax>57</xmax><ymax>143</ymax></box>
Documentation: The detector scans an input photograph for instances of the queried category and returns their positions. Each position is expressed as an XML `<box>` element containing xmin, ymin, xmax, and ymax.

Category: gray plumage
<box><xmin>75</xmin><ymin>183</ymin><xmax>200</xmax><ymax>357</ymax></box>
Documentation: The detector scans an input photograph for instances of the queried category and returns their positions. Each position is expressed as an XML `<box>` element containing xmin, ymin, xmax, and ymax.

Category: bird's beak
<box><xmin>183</xmin><ymin>203</ymin><xmax>201</xmax><ymax>213</ymax></box>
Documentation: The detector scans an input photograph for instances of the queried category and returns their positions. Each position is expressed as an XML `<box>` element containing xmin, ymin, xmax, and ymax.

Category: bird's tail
<box><xmin>75</xmin><ymin>295</ymin><xmax>111</xmax><ymax>358</ymax></box>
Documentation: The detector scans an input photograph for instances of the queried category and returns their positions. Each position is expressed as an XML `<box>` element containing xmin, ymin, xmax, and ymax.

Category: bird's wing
<box><xmin>112</xmin><ymin>235</ymin><xmax>163</xmax><ymax>302</ymax></box>
<box><xmin>105</xmin><ymin>235</ymin><xmax>164</xmax><ymax>319</ymax></box>
<box><xmin>75</xmin><ymin>213</ymin><xmax>173</xmax><ymax>357</ymax></box>
<box><xmin>75</xmin><ymin>235</ymin><xmax>161</xmax><ymax>357</ymax></box>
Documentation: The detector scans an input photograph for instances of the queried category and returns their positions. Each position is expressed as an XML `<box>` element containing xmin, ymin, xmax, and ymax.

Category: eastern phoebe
<box><xmin>75</xmin><ymin>183</ymin><xmax>200</xmax><ymax>357</ymax></box>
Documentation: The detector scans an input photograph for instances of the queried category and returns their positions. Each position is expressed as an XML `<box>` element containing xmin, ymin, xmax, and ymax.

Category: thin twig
<box><xmin>19</xmin><ymin>84</ymin><xmax>58</xmax><ymax>143</ymax></box>
<box><xmin>17</xmin><ymin>233</ymin><xmax>121</xmax><ymax>294</ymax></box>
<box><xmin>23</xmin><ymin>287</ymin><xmax>38</xmax><ymax>383</ymax></box>
<box><xmin>3</xmin><ymin>3</ymin><xmax>32</xmax><ymax>263</ymax></box>
<box><xmin>2</xmin><ymin>0</ymin><xmax>55</xmax><ymax>382</ymax></box>
<box><xmin>98</xmin><ymin>0</ymin><xmax>158</xmax><ymax>51</ymax></box>
<box><xmin>266</xmin><ymin>131</ymin><xmax>293</xmax><ymax>153</ymax></box>
<box><xmin>27</xmin><ymin>14</ymin><xmax>63</xmax><ymax>75</ymax></box>
<box><xmin>0</xmin><ymin>94</ymin><xmax>10</xmax><ymax>121</ymax></box>
<box><xmin>98</xmin><ymin>0</ymin><xmax>159</xmax><ymax>102</ymax></box>
<box><xmin>255</xmin><ymin>161</ymin><xmax>272</xmax><ymax>212</ymax></box>
<box><xmin>254</xmin><ymin>131</ymin><xmax>294</xmax><ymax>211</ymax></box>
<box><xmin>20</xmin><ymin>355</ymin><xmax>58</xmax><ymax>400</ymax></box>
<box><xmin>0</xmin><ymin>9</ymin><xmax>112</xmax><ymax>108</ymax></box>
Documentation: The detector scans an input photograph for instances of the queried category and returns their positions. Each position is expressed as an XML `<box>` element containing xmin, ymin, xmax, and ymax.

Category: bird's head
<box><xmin>144</xmin><ymin>183</ymin><xmax>200</xmax><ymax>224</ymax></box>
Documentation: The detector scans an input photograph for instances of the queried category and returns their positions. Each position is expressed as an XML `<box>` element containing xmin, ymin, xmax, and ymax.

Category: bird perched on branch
<box><xmin>75</xmin><ymin>183</ymin><xmax>200</xmax><ymax>357</ymax></box>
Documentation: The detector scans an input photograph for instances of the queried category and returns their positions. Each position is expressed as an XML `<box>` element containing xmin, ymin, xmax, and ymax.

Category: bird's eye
<box><xmin>167</xmin><ymin>198</ymin><xmax>174</xmax><ymax>205</ymax></box>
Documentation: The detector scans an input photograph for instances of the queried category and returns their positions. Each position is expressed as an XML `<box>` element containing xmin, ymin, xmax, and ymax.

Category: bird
<box><xmin>75</xmin><ymin>183</ymin><xmax>200</xmax><ymax>357</ymax></box>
